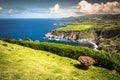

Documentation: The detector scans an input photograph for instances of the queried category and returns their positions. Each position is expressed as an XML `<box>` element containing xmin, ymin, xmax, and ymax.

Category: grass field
<box><xmin>0</xmin><ymin>40</ymin><xmax>120</xmax><ymax>80</ymax></box>
<box><xmin>56</xmin><ymin>25</ymin><xmax>94</xmax><ymax>31</ymax></box>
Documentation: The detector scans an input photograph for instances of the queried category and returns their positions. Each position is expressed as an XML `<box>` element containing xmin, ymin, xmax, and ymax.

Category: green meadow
<box><xmin>56</xmin><ymin>24</ymin><xmax>94</xmax><ymax>31</ymax></box>
<box><xmin>0</xmin><ymin>40</ymin><xmax>120</xmax><ymax>80</ymax></box>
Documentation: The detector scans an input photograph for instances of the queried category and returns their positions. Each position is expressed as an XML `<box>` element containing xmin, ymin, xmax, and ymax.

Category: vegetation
<box><xmin>2</xmin><ymin>39</ymin><xmax>120</xmax><ymax>73</ymax></box>
<box><xmin>0</xmin><ymin>40</ymin><xmax>120</xmax><ymax>80</ymax></box>
<box><xmin>68</xmin><ymin>14</ymin><xmax>120</xmax><ymax>28</ymax></box>
<box><xmin>59</xmin><ymin>14</ymin><xmax>120</xmax><ymax>31</ymax></box>
<box><xmin>56</xmin><ymin>24</ymin><xmax>94</xmax><ymax>31</ymax></box>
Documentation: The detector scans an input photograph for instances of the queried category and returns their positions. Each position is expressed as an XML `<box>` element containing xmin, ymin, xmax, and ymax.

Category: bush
<box><xmin>78</xmin><ymin>56</ymin><xmax>95</xmax><ymax>69</ymax></box>
<box><xmin>2</xmin><ymin>37</ymin><xmax>11</xmax><ymax>42</ymax></box>
<box><xmin>2</xmin><ymin>43</ymin><xmax>7</xmax><ymax>47</ymax></box>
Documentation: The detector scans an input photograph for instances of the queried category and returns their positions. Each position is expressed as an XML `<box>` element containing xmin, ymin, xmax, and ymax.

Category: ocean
<box><xmin>0</xmin><ymin>18</ymin><xmax>69</xmax><ymax>41</ymax></box>
<box><xmin>0</xmin><ymin>18</ymin><xmax>97</xmax><ymax>49</ymax></box>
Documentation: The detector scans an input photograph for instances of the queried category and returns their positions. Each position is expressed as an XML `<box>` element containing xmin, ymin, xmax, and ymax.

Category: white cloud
<box><xmin>77</xmin><ymin>0</ymin><xmax>120</xmax><ymax>14</ymax></box>
<box><xmin>8</xmin><ymin>9</ymin><xmax>13</xmax><ymax>14</ymax></box>
<box><xmin>49</xmin><ymin>0</ymin><xmax>120</xmax><ymax>18</ymax></box>
<box><xmin>0</xmin><ymin>7</ymin><xmax>3</xmax><ymax>12</ymax></box>
<box><xmin>50</xmin><ymin>4</ymin><xmax>60</xmax><ymax>14</ymax></box>
<box><xmin>49</xmin><ymin>4</ymin><xmax>77</xmax><ymax>17</ymax></box>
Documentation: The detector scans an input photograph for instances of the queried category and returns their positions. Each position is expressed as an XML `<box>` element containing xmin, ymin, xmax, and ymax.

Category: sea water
<box><xmin>0</xmin><ymin>18</ymin><xmax>69</xmax><ymax>41</ymax></box>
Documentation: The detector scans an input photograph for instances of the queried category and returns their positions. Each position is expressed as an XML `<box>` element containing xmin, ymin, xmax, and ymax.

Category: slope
<box><xmin>0</xmin><ymin>40</ymin><xmax>120</xmax><ymax>80</ymax></box>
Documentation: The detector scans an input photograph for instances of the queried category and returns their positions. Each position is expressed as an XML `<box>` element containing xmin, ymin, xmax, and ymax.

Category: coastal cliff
<box><xmin>46</xmin><ymin>14</ymin><xmax>120</xmax><ymax>53</ymax></box>
<box><xmin>45</xmin><ymin>27</ymin><xmax>120</xmax><ymax>53</ymax></box>
<box><xmin>96</xmin><ymin>27</ymin><xmax>120</xmax><ymax>53</ymax></box>
<box><xmin>47</xmin><ymin>29</ymin><xmax>97</xmax><ymax>42</ymax></box>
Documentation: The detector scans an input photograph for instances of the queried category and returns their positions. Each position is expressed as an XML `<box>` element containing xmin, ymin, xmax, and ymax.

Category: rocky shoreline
<box><xmin>45</xmin><ymin>26</ymin><xmax>120</xmax><ymax>53</ymax></box>
<box><xmin>45</xmin><ymin>30</ymin><xmax>98</xmax><ymax>50</ymax></box>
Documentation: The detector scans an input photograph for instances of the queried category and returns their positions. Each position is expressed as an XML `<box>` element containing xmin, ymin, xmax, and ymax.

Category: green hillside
<box><xmin>0</xmin><ymin>40</ymin><xmax>120</xmax><ymax>80</ymax></box>
<box><xmin>56</xmin><ymin>24</ymin><xmax>94</xmax><ymax>31</ymax></box>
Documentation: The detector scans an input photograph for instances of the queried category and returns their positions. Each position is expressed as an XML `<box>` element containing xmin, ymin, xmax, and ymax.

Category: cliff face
<box><xmin>51</xmin><ymin>29</ymin><xmax>97</xmax><ymax>42</ymax></box>
<box><xmin>45</xmin><ymin>27</ymin><xmax>120</xmax><ymax>53</ymax></box>
<box><xmin>96</xmin><ymin>27</ymin><xmax>120</xmax><ymax>53</ymax></box>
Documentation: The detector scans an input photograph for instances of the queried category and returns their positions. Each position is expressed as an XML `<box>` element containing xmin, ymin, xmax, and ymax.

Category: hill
<box><xmin>0</xmin><ymin>40</ymin><xmax>120</xmax><ymax>80</ymax></box>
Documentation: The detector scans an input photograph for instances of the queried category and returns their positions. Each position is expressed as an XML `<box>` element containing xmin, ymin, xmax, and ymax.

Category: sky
<box><xmin>0</xmin><ymin>0</ymin><xmax>120</xmax><ymax>18</ymax></box>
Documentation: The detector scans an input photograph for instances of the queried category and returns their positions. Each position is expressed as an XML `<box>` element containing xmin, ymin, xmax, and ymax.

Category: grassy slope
<box><xmin>56</xmin><ymin>25</ymin><xmax>94</xmax><ymax>31</ymax></box>
<box><xmin>0</xmin><ymin>40</ymin><xmax>120</xmax><ymax>80</ymax></box>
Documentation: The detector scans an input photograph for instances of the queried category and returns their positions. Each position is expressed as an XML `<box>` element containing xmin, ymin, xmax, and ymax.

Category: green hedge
<box><xmin>2</xmin><ymin>39</ymin><xmax>120</xmax><ymax>73</ymax></box>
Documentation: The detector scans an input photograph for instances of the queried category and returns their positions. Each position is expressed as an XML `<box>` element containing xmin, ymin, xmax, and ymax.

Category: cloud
<box><xmin>49</xmin><ymin>0</ymin><xmax>120</xmax><ymax>18</ymax></box>
<box><xmin>77</xmin><ymin>0</ymin><xmax>120</xmax><ymax>14</ymax></box>
<box><xmin>50</xmin><ymin>4</ymin><xmax>61</xmax><ymax>14</ymax></box>
<box><xmin>8</xmin><ymin>9</ymin><xmax>13</xmax><ymax>14</ymax></box>
<box><xmin>49</xmin><ymin>4</ymin><xmax>77</xmax><ymax>17</ymax></box>
<box><xmin>0</xmin><ymin>7</ymin><xmax>3</xmax><ymax>12</ymax></box>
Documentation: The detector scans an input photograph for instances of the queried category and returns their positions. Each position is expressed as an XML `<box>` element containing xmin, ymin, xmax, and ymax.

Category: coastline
<box><xmin>45</xmin><ymin>32</ymin><xmax>98</xmax><ymax>50</ymax></box>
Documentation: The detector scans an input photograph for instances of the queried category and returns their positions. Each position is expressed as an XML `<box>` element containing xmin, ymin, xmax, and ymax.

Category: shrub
<box><xmin>2</xmin><ymin>43</ymin><xmax>7</xmax><ymax>47</ymax></box>
<box><xmin>78</xmin><ymin>56</ymin><xmax>95</xmax><ymax>69</ymax></box>
<box><xmin>2</xmin><ymin>37</ymin><xmax>11</xmax><ymax>42</ymax></box>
